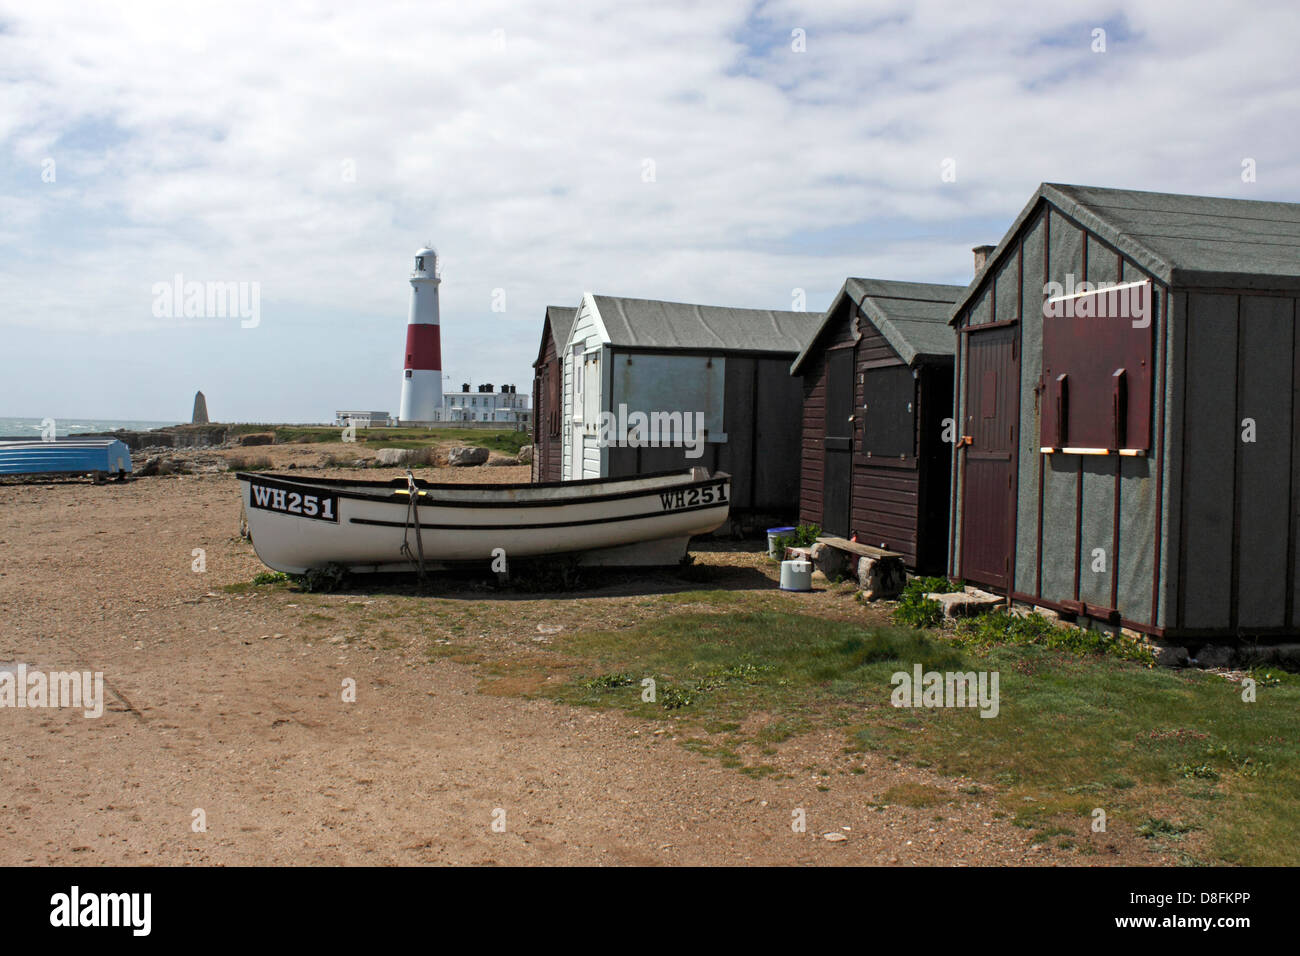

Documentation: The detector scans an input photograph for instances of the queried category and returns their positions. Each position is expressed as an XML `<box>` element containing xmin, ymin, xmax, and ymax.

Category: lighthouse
<box><xmin>398</xmin><ymin>246</ymin><xmax>443</xmax><ymax>424</ymax></box>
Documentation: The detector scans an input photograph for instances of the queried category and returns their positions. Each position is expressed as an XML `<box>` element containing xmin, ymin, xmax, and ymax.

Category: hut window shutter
<box><xmin>861</xmin><ymin>366</ymin><xmax>916</xmax><ymax>458</ymax></box>
<box><xmin>1041</xmin><ymin>279</ymin><xmax>1153</xmax><ymax>452</ymax></box>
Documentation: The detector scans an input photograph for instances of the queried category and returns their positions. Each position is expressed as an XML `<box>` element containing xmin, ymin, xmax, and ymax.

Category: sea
<box><xmin>0</xmin><ymin>417</ymin><xmax>181</xmax><ymax>438</ymax></box>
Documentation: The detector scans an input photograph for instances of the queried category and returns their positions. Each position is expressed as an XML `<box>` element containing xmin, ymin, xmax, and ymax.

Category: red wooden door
<box><xmin>960</xmin><ymin>326</ymin><xmax>1018</xmax><ymax>588</ymax></box>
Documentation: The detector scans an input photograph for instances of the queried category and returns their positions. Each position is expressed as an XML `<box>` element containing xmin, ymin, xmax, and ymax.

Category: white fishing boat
<box><xmin>236</xmin><ymin>467</ymin><xmax>731</xmax><ymax>574</ymax></box>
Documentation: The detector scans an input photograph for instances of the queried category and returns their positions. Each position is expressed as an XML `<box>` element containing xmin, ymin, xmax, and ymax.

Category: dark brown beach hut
<box><xmin>791</xmin><ymin>278</ymin><xmax>964</xmax><ymax>572</ymax></box>
<box><xmin>531</xmin><ymin>305</ymin><xmax>576</xmax><ymax>483</ymax></box>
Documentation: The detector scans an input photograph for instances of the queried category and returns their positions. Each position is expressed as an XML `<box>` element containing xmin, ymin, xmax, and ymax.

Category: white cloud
<box><xmin>0</xmin><ymin>0</ymin><xmax>1296</xmax><ymax>419</ymax></box>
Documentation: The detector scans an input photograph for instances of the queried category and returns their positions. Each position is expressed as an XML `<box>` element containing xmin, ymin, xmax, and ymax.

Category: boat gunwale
<box><xmin>347</xmin><ymin>497</ymin><xmax>728</xmax><ymax>531</ymax></box>
<box><xmin>235</xmin><ymin>468</ymin><xmax>732</xmax><ymax>510</ymax></box>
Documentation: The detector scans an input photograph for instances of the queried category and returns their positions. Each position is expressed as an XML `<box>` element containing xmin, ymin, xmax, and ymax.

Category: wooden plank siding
<box><xmin>799</xmin><ymin>297</ymin><xmax>950</xmax><ymax>571</ymax></box>
<box><xmin>530</xmin><ymin>324</ymin><xmax>563</xmax><ymax>483</ymax></box>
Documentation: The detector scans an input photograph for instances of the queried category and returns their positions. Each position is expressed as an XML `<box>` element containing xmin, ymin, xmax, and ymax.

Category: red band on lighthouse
<box><xmin>404</xmin><ymin>323</ymin><xmax>442</xmax><ymax>371</ymax></box>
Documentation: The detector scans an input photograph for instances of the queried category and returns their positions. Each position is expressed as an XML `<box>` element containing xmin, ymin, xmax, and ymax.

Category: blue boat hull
<box><xmin>0</xmin><ymin>439</ymin><xmax>133</xmax><ymax>477</ymax></box>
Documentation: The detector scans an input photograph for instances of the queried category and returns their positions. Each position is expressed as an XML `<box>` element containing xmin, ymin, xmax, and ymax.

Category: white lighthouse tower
<box><xmin>398</xmin><ymin>246</ymin><xmax>443</xmax><ymax>424</ymax></box>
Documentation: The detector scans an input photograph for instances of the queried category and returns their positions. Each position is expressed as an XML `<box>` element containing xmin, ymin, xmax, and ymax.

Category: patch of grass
<box><xmin>892</xmin><ymin>576</ymin><xmax>961</xmax><ymax>629</ymax></box>
<box><xmin>1136</xmin><ymin>817</ymin><xmax>1198</xmax><ymax>840</ymax></box>
<box><xmin>951</xmin><ymin>611</ymin><xmax>1156</xmax><ymax>664</ymax></box>
<box><xmin>579</xmin><ymin>672</ymin><xmax>638</xmax><ymax>690</ymax></box>
<box><xmin>222</xmin><ymin>570</ymin><xmax>290</xmax><ymax>593</ymax></box>
<box><xmin>226</xmin><ymin>455</ymin><xmax>273</xmax><ymax>472</ymax></box>
<box><xmin>497</xmin><ymin>606</ymin><xmax>1300</xmax><ymax>865</ymax></box>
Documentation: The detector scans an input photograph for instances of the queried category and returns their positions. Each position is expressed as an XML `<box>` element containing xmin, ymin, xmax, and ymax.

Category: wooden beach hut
<box><xmin>949</xmin><ymin>182</ymin><xmax>1300</xmax><ymax>641</ymax></box>
<box><xmin>558</xmin><ymin>293</ymin><xmax>820</xmax><ymax>521</ymax></box>
<box><xmin>790</xmin><ymin>278</ymin><xmax>964</xmax><ymax>572</ymax></box>
<box><xmin>531</xmin><ymin>305</ymin><xmax>576</xmax><ymax>483</ymax></box>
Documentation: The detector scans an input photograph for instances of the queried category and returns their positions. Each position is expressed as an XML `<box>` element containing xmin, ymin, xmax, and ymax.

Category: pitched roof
<box><xmin>590</xmin><ymin>295</ymin><xmax>820</xmax><ymax>353</ymax></box>
<box><xmin>950</xmin><ymin>183</ymin><xmax>1300</xmax><ymax>322</ymax></box>
<box><xmin>535</xmin><ymin>305</ymin><xmax>577</xmax><ymax>366</ymax></box>
<box><xmin>790</xmin><ymin>278</ymin><xmax>964</xmax><ymax>373</ymax></box>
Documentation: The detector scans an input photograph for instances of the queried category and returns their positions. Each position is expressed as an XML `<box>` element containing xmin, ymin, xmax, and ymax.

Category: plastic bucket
<box><xmin>780</xmin><ymin>559</ymin><xmax>813</xmax><ymax>592</ymax></box>
<box><xmin>767</xmin><ymin>526</ymin><xmax>796</xmax><ymax>558</ymax></box>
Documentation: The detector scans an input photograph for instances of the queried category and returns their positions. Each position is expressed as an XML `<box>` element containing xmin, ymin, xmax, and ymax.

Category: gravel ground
<box><xmin>0</xmin><ymin>447</ymin><xmax>1158</xmax><ymax>865</ymax></box>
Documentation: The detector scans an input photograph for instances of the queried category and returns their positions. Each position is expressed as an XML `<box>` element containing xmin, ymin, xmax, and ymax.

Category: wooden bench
<box><xmin>815</xmin><ymin>536</ymin><xmax>903</xmax><ymax>561</ymax></box>
<box><xmin>810</xmin><ymin>536</ymin><xmax>907</xmax><ymax>600</ymax></box>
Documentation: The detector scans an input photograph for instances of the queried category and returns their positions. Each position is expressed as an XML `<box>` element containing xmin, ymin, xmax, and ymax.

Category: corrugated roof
<box><xmin>790</xmin><ymin>278</ymin><xmax>964</xmax><ymax>373</ymax></box>
<box><xmin>590</xmin><ymin>295</ymin><xmax>820</xmax><ymax>353</ymax></box>
<box><xmin>950</xmin><ymin>183</ymin><xmax>1300</xmax><ymax>323</ymax></box>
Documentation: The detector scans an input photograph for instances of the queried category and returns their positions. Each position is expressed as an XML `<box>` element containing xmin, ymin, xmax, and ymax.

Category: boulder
<box><xmin>136</xmin><ymin>455</ymin><xmax>162</xmax><ymax>477</ymax></box>
<box><xmin>1192</xmin><ymin>644</ymin><xmax>1234</xmax><ymax>669</ymax></box>
<box><xmin>1152</xmin><ymin>643</ymin><xmax>1190</xmax><ymax>668</ymax></box>
<box><xmin>238</xmin><ymin>432</ymin><xmax>274</xmax><ymax>446</ymax></box>
<box><xmin>375</xmin><ymin>447</ymin><xmax>415</xmax><ymax>467</ymax></box>
<box><xmin>809</xmin><ymin>542</ymin><xmax>851</xmax><ymax>581</ymax></box>
<box><xmin>518</xmin><ymin>444</ymin><xmax>534</xmax><ymax>463</ymax></box>
<box><xmin>857</xmin><ymin>555</ymin><xmax>906</xmax><ymax>600</ymax></box>
<box><xmin>1008</xmin><ymin>603</ymin><xmax>1061</xmax><ymax>623</ymax></box>
<box><xmin>1238</xmin><ymin>643</ymin><xmax>1300</xmax><ymax>667</ymax></box>
<box><xmin>487</xmin><ymin>457</ymin><xmax>521</xmax><ymax>467</ymax></box>
<box><xmin>448</xmin><ymin>446</ymin><xmax>490</xmax><ymax>467</ymax></box>
<box><xmin>925</xmin><ymin>588</ymin><xmax>1003</xmax><ymax>619</ymax></box>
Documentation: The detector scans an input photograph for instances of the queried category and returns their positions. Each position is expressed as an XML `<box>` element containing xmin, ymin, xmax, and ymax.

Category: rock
<box><xmin>857</xmin><ymin>555</ymin><xmax>906</xmax><ymax>600</ymax></box>
<box><xmin>487</xmin><ymin>457</ymin><xmax>521</xmax><ymax>467</ymax></box>
<box><xmin>1238</xmin><ymin>643</ymin><xmax>1300</xmax><ymax>667</ymax></box>
<box><xmin>926</xmin><ymin>588</ymin><xmax>1003</xmax><ymax>619</ymax></box>
<box><xmin>238</xmin><ymin>432</ymin><xmax>274</xmax><ymax>446</ymax></box>
<box><xmin>1152</xmin><ymin>644</ymin><xmax>1190</xmax><ymax>668</ymax></box>
<box><xmin>448</xmin><ymin>446</ymin><xmax>490</xmax><ymax>467</ymax></box>
<box><xmin>518</xmin><ymin>445</ymin><xmax>534</xmax><ymax>463</ymax></box>
<box><xmin>811</xmin><ymin>543</ymin><xmax>851</xmax><ymax>581</ymax></box>
<box><xmin>137</xmin><ymin>456</ymin><xmax>162</xmax><ymax>477</ymax></box>
<box><xmin>375</xmin><ymin>448</ymin><xmax>410</xmax><ymax>466</ymax></box>
<box><xmin>1192</xmin><ymin>644</ymin><xmax>1234</xmax><ymax>668</ymax></box>
<box><xmin>823</xmin><ymin>832</ymin><xmax>847</xmax><ymax>842</ymax></box>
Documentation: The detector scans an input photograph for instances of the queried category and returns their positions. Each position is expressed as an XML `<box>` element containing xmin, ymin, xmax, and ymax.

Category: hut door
<box><xmin>960</xmin><ymin>326</ymin><xmax>1018</xmax><ymax>588</ymax></box>
<box><xmin>822</xmin><ymin>348</ymin><xmax>854</xmax><ymax>537</ymax></box>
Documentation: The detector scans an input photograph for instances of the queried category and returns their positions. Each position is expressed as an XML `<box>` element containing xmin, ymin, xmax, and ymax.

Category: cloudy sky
<box><xmin>1</xmin><ymin>0</ymin><xmax>1297</xmax><ymax>423</ymax></box>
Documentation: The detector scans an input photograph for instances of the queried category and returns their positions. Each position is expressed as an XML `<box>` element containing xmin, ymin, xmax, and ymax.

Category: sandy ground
<box><xmin>0</xmin><ymin>449</ymin><xmax>1156</xmax><ymax>865</ymax></box>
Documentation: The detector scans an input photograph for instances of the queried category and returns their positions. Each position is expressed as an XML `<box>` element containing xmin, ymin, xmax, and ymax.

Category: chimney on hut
<box><xmin>972</xmin><ymin>244</ymin><xmax>996</xmax><ymax>275</ymax></box>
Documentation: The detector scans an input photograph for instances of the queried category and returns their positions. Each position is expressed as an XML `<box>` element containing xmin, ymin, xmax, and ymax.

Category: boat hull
<box><xmin>0</xmin><ymin>439</ymin><xmax>132</xmax><ymax>478</ymax></box>
<box><xmin>236</xmin><ymin>469</ymin><xmax>731</xmax><ymax>574</ymax></box>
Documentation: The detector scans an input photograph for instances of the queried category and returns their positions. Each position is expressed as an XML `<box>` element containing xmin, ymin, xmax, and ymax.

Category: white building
<box><xmin>439</xmin><ymin>383</ymin><xmax>530</xmax><ymax>423</ymax></box>
<box><xmin>334</xmin><ymin>410</ymin><xmax>392</xmax><ymax>427</ymax></box>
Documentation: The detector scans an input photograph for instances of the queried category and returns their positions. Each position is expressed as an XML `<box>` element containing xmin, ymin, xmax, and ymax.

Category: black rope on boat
<box><xmin>399</xmin><ymin>469</ymin><xmax>427</xmax><ymax>582</ymax></box>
